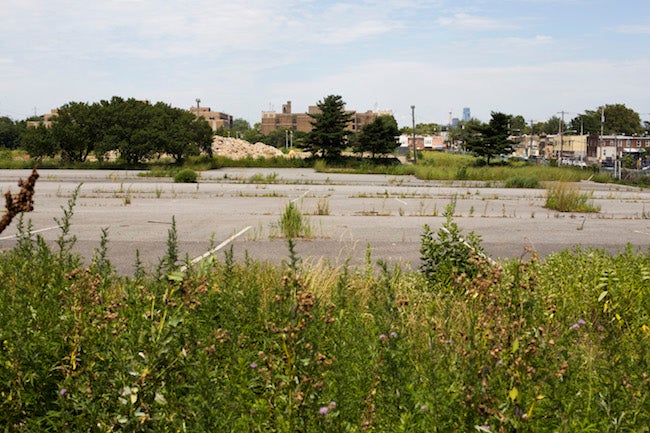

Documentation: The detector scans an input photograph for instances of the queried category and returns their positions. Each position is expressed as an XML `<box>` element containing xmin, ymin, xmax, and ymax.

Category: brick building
<box><xmin>261</xmin><ymin>100</ymin><xmax>391</xmax><ymax>135</ymax></box>
<box><xmin>190</xmin><ymin>106</ymin><xmax>233</xmax><ymax>131</ymax></box>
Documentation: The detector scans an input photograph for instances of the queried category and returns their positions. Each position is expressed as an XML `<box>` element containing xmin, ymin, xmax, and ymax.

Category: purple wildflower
<box><xmin>390</xmin><ymin>331</ymin><xmax>398</xmax><ymax>339</ymax></box>
<box><xmin>379</xmin><ymin>334</ymin><xmax>388</xmax><ymax>341</ymax></box>
<box><xmin>577</xmin><ymin>319</ymin><xmax>586</xmax><ymax>326</ymax></box>
<box><xmin>328</xmin><ymin>401</ymin><xmax>337</xmax><ymax>409</ymax></box>
<box><xmin>59</xmin><ymin>388</ymin><xmax>67</xmax><ymax>396</ymax></box>
<box><xmin>250</xmin><ymin>362</ymin><xmax>257</xmax><ymax>369</ymax></box>
<box><xmin>319</xmin><ymin>406</ymin><xmax>329</xmax><ymax>415</ymax></box>
<box><xmin>420</xmin><ymin>404</ymin><xmax>428</xmax><ymax>412</ymax></box>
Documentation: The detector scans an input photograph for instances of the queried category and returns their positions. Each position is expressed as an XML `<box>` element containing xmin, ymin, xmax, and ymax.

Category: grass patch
<box><xmin>545</xmin><ymin>182</ymin><xmax>601</xmax><ymax>212</ymax></box>
<box><xmin>504</xmin><ymin>176</ymin><xmax>540</xmax><ymax>188</ymax></box>
<box><xmin>278</xmin><ymin>202</ymin><xmax>311</xmax><ymax>238</ymax></box>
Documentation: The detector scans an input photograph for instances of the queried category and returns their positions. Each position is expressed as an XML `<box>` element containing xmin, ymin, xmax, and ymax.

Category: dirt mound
<box><xmin>212</xmin><ymin>136</ymin><xmax>284</xmax><ymax>160</ymax></box>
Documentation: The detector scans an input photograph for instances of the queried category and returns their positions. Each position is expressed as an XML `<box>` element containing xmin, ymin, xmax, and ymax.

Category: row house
<box><xmin>398</xmin><ymin>134</ymin><xmax>445</xmax><ymax>151</ymax></box>
<box><xmin>261</xmin><ymin>100</ymin><xmax>392</xmax><ymax>135</ymax></box>
<box><xmin>586</xmin><ymin>135</ymin><xmax>650</xmax><ymax>163</ymax></box>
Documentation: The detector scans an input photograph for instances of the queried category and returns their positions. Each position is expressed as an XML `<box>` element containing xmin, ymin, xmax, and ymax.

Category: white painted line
<box><xmin>0</xmin><ymin>225</ymin><xmax>59</xmax><ymax>240</ymax></box>
<box><xmin>395</xmin><ymin>198</ymin><xmax>408</xmax><ymax>205</ymax></box>
<box><xmin>633</xmin><ymin>230</ymin><xmax>650</xmax><ymax>237</ymax></box>
<box><xmin>291</xmin><ymin>188</ymin><xmax>312</xmax><ymax>203</ymax></box>
<box><xmin>180</xmin><ymin>226</ymin><xmax>252</xmax><ymax>271</ymax></box>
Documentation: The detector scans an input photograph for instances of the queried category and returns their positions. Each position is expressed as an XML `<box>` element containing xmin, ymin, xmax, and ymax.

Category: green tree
<box><xmin>355</xmin><ymin>115</ymin><xmax>399</xmax><ymax>158</ymax></box>
<box><xmin>600</xmin><ymin>104</ymin><xmax>642</xmax><ymax>135</ymax></box>
<box><xmin>50</xmin><ymin>102</ymin><xmax>99</xmax><ymax>162</ymax></box>
<box><xmin>464</xmin><ymin>112</ymin><xmax>514</xmax><ymax>164</ymax></box>
<box><xmin>447</xmin><ymin>118</ymin><xmax>484</xmax><ymax>151</ymax></box>
<box><xmin>509</xmin><ymin>115</ymin><xmax>527</xmax><ymax>134</ymax></box>
<box><xmin>21</xmin><ymin>124</ymin><xmax>58</xmax><ymax>159</ymax></box>
<box><xmin>306</xmin><ymin>95</ymin><xmax>353</xmax><ymax>159</ymax></box>
<box><xmin>0</xmin><ymin>117</ymin><xmax>21</xmax><ymax>149</ymax></box>
<box><xmin>96</xmin><ymin>97</ymin><xmax>157</xmax><ymax>165</ymax></box>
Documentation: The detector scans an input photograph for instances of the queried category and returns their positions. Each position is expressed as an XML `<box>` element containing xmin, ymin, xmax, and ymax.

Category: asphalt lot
<box><xmin>1</xmin><ymin>168</ymin><xmax>650</xmax><ymax>275</ymax></box>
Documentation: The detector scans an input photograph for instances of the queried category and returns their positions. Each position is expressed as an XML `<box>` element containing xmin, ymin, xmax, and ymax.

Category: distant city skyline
<box><xmin>1</xmin><ymin>0</ymin><xmax>649</xmax><ymax>127</ymax></box>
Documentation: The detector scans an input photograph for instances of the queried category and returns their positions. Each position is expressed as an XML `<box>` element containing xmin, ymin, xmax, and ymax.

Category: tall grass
<box><xmin>545</xmin><ymin>182</ymin><xmax>601</xmax><ymax>212</ymax></box>
<box><xmin>1</xmin><ymin>197</ymin><xmax>648</xmax><ymax>431</ymax></box>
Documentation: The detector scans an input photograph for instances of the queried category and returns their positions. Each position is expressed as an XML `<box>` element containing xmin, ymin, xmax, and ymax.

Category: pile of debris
<box><xmin>212</xmin><ymin>136</ymin><xmax>284</xmax><ymax>160</ymax></box>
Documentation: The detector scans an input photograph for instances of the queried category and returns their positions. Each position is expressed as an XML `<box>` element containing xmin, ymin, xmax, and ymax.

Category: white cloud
<box><xmin>612</xmin><ymin>24</ymin><xmax>650</xmax><ymax>35</ymax></box>
<box><xmin>436</xmin><ymin>12</ymin><xmax>517</xmax><ymax>31</ymax></box>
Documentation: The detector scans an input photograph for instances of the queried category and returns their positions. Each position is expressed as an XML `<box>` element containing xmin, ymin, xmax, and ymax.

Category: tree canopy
<box><xmin>306</xmin><ymin>95</ymin><xmax>353</xmax><ymax>159</ymax></box>
<box><xmin>355</xmin><ymin>115</ymin><xmax>399</xmax><ymax>158</ymax></box>
<box><xmin>464</xmin><ymin>112</ymin><xmax>515</xmax><ymax>164</ymax></box>
<box><xmin>22</xmin><ymin>97</ymin><xmax>213</xmax><ymax>164</ymax></box>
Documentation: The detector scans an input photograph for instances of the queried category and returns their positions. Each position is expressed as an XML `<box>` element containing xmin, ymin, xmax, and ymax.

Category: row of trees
<box><xmin>20</xmin><ymin>97</ymin><xmax>213</xmax><ymax>164</ymax></box>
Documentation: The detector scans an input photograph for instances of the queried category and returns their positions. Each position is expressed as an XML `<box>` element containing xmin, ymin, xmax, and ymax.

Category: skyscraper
<box><xmin>463</xmin><ymin>107</ymin><xmax>471</xmax><ymax>122</ymax></box>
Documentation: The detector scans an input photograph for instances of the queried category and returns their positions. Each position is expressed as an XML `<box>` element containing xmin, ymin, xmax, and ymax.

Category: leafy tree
<box><xmin>0</xmin><ymin>117</ymin><xmax>21</xmax><ymax>149</ymax></box>
<box><xmin>97</xmin><ymin>97</ymin><xmax>157</xmax><ymax>165</ymax></box>
<box><xmin>568</xmin><ymin>104</ymin><xmax>642</xmax><ymax>136</ymax></box>
<box><xmin>306</xmin><ymin>95</ymin><xmax>353</xmax><ymax>158</ymax></box>
<box><xmin>401</xmin><ymin>122</ymin><xmax>440</xmax><ymax>135</ymax></box>
<box><xmin>509</xmin><ymin>115</ymin><xmax>527</xmax><ymax>134</ymax></box>
<box><xmin>447</xmin><ymin>119</ymin><xmax>484</xmax><ymax>150</ymax></box>
<box><xmin>53</xmin><ymin>101</ymin><xmax>105</xmax><ymax>162</ymax></box>
<box><xmin>464</xmin><ymin>112</ymin><xmax>514</xmax><ymax>164</ymax></box>
<box><xmin>600</xmin><ymin>104</ymin><xmax>642</xmax><ymax>135</ymax></box>
<box><xmin>21</xmin><ymin>124</ymin><xmax>58</xmax><ymax>159</ymax></box>
<box><xmin>355</xmin><ymin>115</ymin><xmax>399</xmax><ymax>158</ymax></box>
<box><xmin>538</xmin><ymin>116</ymin><xmax>564</xmax><ymax>135</ymax></box>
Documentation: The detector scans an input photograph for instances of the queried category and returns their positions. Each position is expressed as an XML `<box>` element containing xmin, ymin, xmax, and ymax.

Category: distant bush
<box><xmin>173</xmin><ymin>168</ymin><xmax>198</xmax><ymax>183</ymax></box>
<box><xmin>504</xmin><ymin>176</ymin><xmax>540</xmax><ymax>188</ymax></box>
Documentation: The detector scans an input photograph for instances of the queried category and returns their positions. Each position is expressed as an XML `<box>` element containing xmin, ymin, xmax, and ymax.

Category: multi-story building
<box><xmin>261</xmin><ymin>100</ymin><xmax>391</xmax><ymax>135</ymax></box>
<box><xmin>587</xmin><ymin>135</ymin><xmax>650</xmax><ymax>163</ymax></box>
<box><xmin>462</xmin><ymin>107</ymin><xmax>471</xmax><ymax>122</ymax></box>
<box><xmin>190</xmin><ymin>106</ymin><xmax>233</xmax><ymax>131</ymax></box>
<box><xmin>26</xmin><ymin>109</ymin><xmax>58</xmax><ymax>128</ymax></box>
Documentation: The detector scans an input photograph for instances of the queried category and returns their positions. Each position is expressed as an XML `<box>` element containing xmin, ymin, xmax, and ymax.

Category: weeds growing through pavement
<box><xmin>545</xmin><ymin>182</ymin><xmax>600</xmax><ymax>213</ymax></box>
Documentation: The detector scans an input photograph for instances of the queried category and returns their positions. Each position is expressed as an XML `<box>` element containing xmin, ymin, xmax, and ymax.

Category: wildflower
<box><xmin>420</xmin><ymin>404</ymin><xmax>428</xmax><ymax>412</ymax></box>
<box><xmin>379</xmin><ymin>334</ymin><xmax>388</xmax><ymax>341</ymax></box>
<box><xmin>328</xmin><ymin>401</ymin><xmax>337</xmax><ymax>410</ymax></box>
<box><xmin>319</xmin><ymin>406</ymin><xmax>329</xmax><ymax>415</ymax></box>
<box><xmin>59</xmin><ymin>388</ymin><xmax>68</xmax><ymax>396</ymax></box>
<box><xmin>570</xmin><ymin>319</ymin><xmax>586</xmax><ymax>331</ymax></box>
<box><xmin>390</xmin><ymin>331</ymin><xmax>398</xmax><ymax>339</ymax></box>
<box><xmin>250</xmin><ymin>362</ymin><xmax>257</xmax><ymax>369</ymax></box>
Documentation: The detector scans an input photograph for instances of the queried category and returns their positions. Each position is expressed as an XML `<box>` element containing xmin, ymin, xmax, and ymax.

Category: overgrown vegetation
<box><xmin>545</xmin><ymin>182</ymin><xmax>601</xmax><ymax>213</ymax></box>
<box><xmin>173</xmin><ymin>168</ymin><xmax>198</xmax><ymax>183</ymax></box>
<box><xmin>277</xmin><ymin>202</ymin><xmax>312</xmax><ymax>238</ymax></box>
<box><xmin>1</xmin><ymin>193</ymin><xmax>649</xmax><ymax>431</ymax></box>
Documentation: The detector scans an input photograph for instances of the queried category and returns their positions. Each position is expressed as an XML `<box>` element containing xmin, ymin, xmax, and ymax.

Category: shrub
<box><xmin>420</xmin><ymin>199</ymin><xmax>485</xmax><ymax>285</ymax></box>
<box><xmin>173</xmin><ymin>168</ymin><xmax>198</xmax><ymax>183</ymax></box>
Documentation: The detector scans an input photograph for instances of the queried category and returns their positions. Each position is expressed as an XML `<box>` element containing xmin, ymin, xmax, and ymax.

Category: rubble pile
<box><xmin>212</xmin><ymin>136</ymin><xmax>284</xmax><ymax>160</ymax></box>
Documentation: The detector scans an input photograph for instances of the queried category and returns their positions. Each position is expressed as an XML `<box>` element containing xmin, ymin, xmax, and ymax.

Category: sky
<box><xmin>1</xmin><ymin>0</ymin><xmax>649</xmax><ymax>127</ymax></box>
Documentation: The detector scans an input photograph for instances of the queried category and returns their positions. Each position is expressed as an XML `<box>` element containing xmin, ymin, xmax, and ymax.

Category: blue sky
<box><xmin>1</xmin><ymin>0</ymin><xmax>649</xmax><ymax>127</ymax></box>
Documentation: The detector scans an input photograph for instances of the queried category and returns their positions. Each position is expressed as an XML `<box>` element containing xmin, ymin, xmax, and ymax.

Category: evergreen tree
<box><xmin>306</xmin><ymin>95</ymin><xmax>353</xmax><ymax>158</ymax></box>
<box><xmin>355</xmin><ymin>115</ymin><xmax>399</xmax><ymax>158</ymax></box>
<box><xmin>464</xmin><ymin>112</ymin><xmax>514</xmax><ymax>164</ymax></box>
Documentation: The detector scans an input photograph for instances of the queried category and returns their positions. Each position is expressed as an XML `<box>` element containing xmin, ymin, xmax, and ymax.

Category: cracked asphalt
<box><xmin>1</xmin><ymin>168</ymin><xmax>649</xmax><ymax>275</ymax></box>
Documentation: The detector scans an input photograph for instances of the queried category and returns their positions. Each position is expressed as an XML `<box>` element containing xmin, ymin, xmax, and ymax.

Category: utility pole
<box><xmin>529</xmin><ymin>119</ymin><xmax>534</xmax><ymax>159</ymax></box>
<box><xmin>411</xmin><ymin>105</ymin><xmax>417</xmax><ymax>164</ymax></box>
<box><xmin>557</xmin><ymin>110</ymin><xmax>565</xmax><ymax>164</ymax></box>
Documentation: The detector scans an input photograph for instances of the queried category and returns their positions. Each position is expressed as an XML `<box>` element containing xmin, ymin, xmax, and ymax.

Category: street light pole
<box><xmin>411</xmin><ymin>105</ymin><xmax>417</xmax><ymax>164</ymax></box>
